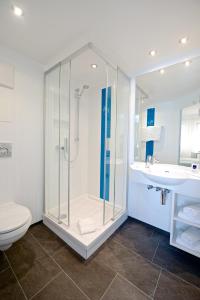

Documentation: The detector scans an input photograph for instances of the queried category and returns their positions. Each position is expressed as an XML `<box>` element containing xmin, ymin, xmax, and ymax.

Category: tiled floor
<box><xmin>1</xmin><ymin>218</ymin><xmax>200</xmax><ymax>300</ymax></box>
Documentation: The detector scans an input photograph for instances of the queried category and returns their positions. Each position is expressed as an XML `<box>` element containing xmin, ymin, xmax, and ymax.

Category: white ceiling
<box><xmin>137</xmin><ymin>56</ymin><xmax>200</xmax><ymax>101</ymax></box>
<box><xmin>0</xmin><ymin>0</ymin><xmax>200</xmax><ymax>76</ymax></box>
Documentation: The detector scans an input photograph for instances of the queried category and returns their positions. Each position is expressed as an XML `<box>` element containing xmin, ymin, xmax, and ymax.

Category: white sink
<box><xmin>132</xmin><ymin>163</ymin><xmax>192</xmax><ymax>186</ymax></box>
<box><xmin>141</xmin><ymin>164</ymin><xmax>188</xmax><ymax>185</ymax></box>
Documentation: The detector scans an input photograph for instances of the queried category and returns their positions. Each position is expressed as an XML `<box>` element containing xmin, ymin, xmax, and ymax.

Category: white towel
<box><xmin>78</xmin><ymin>218</ymin><xmax>97</xmax><ymax>235</ymax></box>
<box><xmin>176</xmin><ymin>235</ymin><xmax>200</xmax><ymax>252</ymax></box>
<box><xmin>180</xmin><ymin>227</ymin><xmax>200</xmax><ymax>247</ymax></box>
<box><xmin>141</xmin><ymin>126</ymin><xmax>162</xmax><ymax>142</ymax></box>
<box><xmin>178</xmin><ymin>210</ymin><xmax>200</xmax><ymax>225</ymax></box>
<box><xmin>183</xmin><ymin>204</ymin><xmax>200</xmax><ymax>218</ymax></box>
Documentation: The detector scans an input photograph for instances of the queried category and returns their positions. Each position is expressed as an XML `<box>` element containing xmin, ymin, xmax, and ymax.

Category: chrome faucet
<box><xmin>145</xmin><ymin>155</ymin><xmax>159</xmax><ymax>168</ymax></box>
<box><xmin>152</xmin><ymin>157</ymin><xmax>159</xmax><ymax>164</ymax></box>
<box><xmin>145</xmin><ymin>155</ymin><xmax>152</xmax><ymax>168</ymax></box>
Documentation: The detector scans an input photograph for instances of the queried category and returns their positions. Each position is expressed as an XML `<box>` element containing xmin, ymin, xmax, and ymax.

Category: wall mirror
<box><xmin>134</xmin><ymin>56</ymin><xmax>200</xmax><ymax>166</ymax></box>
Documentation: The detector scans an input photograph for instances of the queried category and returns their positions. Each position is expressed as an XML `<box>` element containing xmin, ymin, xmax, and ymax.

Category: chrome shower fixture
<box><xmin>74</xmin><ymin>85</ymin><xmax>89</xmax><ymax>99</ymax></box>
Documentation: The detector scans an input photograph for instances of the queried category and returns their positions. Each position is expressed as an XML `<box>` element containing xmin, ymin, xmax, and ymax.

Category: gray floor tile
<box><xmin>113</xmin><ymin>218</ymin><xmax>169</xmax><ymax>260</ymax></box>
<box><xmin>0</xmin><ymin>268</ymin><xmax>26</xmax><ymax>300</ymax></box>
<box><xmin>0</xmin><ymin>251</ymin><xmax>8</xmax><ymax>272</ymax></box>
<box><xmin>154</xmin><ymin>270</ymin><xmax>200</xmax><ymax>300</ymax></box>
<box><xmin>30</xmin><ymin>223</ymin><xmax>65</xmax><ymax>255</ymax></box>
<box><xmin>95</xmin><ymin>239</ymin><xmax>160</xmax><ymax>297</ymax></box>
<box><xmin>5</xmin><ymin>232</ymin><xmax>46</xmax><ymax>265</ymax></box>
<box><xmin>6</xmin><ymin>234</ymin><xmax>60</xmax><ymax>299</ymax></box>
<box><xmin>32</xmin><ymin>271</ymin><xmax>89</xmax><ymax>300</ymax></box>
<box><xmin>153</xmin><ymin>242</ymin><xmax>200</xmax><ymax>288</ymax></box>
<box><xmin>54</xmin><ymin>246</ymin><xmax>116</xmax><ymax>300</ymax></box>
<box><xmin>102</xmin><ymin>274</ymin><xmax>150</xmax><ymax>300</ymax></box>
<box><xmin>16</xmin><ymin>255</ymin><xmax>60</xmax><ymax>298</ymax></box>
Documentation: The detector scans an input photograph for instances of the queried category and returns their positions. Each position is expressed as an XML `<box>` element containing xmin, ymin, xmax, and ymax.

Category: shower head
<box><xmin>75</xmin><ymin>84</ymin><xmax>90</xmax><ymax>99</ymax></box>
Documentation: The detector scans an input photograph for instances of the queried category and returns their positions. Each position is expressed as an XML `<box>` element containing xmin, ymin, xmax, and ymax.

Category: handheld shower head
<box><xmin>75</xmin><ymin>84</ymin><xmax>90</xmax><ymax>98</ymax></box>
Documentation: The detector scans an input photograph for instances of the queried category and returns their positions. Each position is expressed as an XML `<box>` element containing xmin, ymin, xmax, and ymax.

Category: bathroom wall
<box><xmin>0</xmin><ymin>45</ymin><xmax>43</xmax><ymax>223</ymax></box>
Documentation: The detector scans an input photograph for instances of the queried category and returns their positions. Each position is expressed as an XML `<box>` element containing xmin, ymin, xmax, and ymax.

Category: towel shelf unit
<box><xmin>170</xmin><ymin>192</ymin><xmax>200</xmax><ymax>258</ymax></box>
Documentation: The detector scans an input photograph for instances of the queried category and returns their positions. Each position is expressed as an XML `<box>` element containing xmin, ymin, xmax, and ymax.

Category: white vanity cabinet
<box><xmin>129</xmin><ymin>163</ymin><xmax>200</xmax><ymax>258</ymax></box>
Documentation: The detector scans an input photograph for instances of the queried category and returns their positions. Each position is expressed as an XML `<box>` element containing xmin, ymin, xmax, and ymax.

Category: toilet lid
<box><xmin>0</xmin><ymin>202</ymin><xmax>31</xmax><ymax>234</ymax></box>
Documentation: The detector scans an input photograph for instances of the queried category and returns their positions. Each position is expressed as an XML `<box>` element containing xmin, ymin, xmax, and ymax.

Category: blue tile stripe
<box><xmin>100</xmin><ymin>87</ymin><xmax>111</xmax><ymax>201</ymax></box>
<box><xmin>146</xmin><ymin>108</ymin><xmax>155</xmax><ymax>159</ymax></box>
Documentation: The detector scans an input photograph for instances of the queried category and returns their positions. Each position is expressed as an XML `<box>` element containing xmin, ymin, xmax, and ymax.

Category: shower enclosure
<box><xmin>44</xmin><ymin>43</ymin><xmax>130</xmax><ymax>258</ymax></box>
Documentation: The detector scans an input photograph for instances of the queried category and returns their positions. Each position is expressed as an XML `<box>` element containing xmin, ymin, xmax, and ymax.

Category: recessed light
<box><xmin>12</xmin><ymin>5</ymin><xmax>23</xmax><ymax>17</ymax></box>
<box><xmin>160</xmin><ymin>69</ymin><xmax>165</xmax><ymax>75</ymax></box>
<box><xmin>149</xmin><ymin>50</ymin><xmax>156</xmax><ymax>57</ymax></box>
<box><xmin>184</xmin><ymin>60</ymin><xmax>191</xmax><ymax>67</ymax></box>
<box><xmin>91</xmin><ymin>64</ymin><xmax>98</xmax><ymax>69</ymax></box>
<box><xmin>179</xmin><ymin>36</ymin><xmax>188</xmax><ymax>45</ymax></box>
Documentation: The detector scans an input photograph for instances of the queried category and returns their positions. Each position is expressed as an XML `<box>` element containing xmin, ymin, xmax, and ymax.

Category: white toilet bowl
<box><xmin>0</xmin><ymin>202</ymin><xmax>32</xmax><ymax>251</ymax></box>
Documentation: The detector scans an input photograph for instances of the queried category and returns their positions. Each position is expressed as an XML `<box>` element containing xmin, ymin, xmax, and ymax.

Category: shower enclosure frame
<box><xmin>43</xmin><ymin>43</ymin><xmax>130</xmax><ymax>259</ymax></box>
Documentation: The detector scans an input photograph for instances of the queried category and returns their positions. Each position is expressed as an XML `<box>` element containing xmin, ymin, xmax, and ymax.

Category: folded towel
<box><xmin>176</xmin><ymin>235</ymin><xmax>200</xmax><ymax>252</ymax></box>
<box><xmin>78</xmin><ymin>218</ymin><xmax>97</xmax><ymax>235</ymax></box>
<box><xmin>180</xmin><ymin>227</ymin><xmax>200</xmax><ymax>247</ymax></box>
<box><xmin>183</xmin><ymin>204</ymin><xmax>200</xmax><ymax>218</ymax></box>
<box><xmin>178</xmin><ymin>210</ymin><xmax>200</xmax><ymax>225</ymax></box>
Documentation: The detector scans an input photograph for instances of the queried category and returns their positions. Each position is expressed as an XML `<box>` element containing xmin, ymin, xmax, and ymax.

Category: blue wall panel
<box><xmin>146</xmin><ymin>108</ymin><xmax>155</xmax><ymax>159</ymax></box>
<box><xmin>100</xmin><ymin>87</ymin><xmax>111</xmax><ymax>201</ymax></box>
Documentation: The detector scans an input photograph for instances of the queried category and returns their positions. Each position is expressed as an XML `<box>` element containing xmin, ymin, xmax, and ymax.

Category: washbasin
<box><xmin>141</xmin><ymin>164</ymin><xmax>189</xmax><ymax>186</ymax></box>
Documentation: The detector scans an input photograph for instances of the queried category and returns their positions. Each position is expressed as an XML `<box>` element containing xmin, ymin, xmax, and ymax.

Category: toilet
<box><xmin>0</xmin><ymin>202</ymin><xmax>32</xmax><ymax>251</ymax></box>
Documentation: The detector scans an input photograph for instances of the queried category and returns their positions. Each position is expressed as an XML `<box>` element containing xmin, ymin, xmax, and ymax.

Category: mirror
<box><xmin>134</xmin><ymin>56</ymin><xmax>200</xmax><ymax>165</ymax></box>
<box><xmin>180</xmin><ymin>103</ymin><xmax>200</xmax><ymax>166</ymax></box>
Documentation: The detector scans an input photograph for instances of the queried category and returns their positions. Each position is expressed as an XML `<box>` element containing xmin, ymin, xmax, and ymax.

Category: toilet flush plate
<box><xmin>0</xmin><ymin>142</ymin><xmax>12</xmax><ymax>158</ymax></box>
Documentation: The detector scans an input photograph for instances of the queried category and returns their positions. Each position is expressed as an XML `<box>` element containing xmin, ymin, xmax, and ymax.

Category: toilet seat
<box><xmin>0</xmin><ymin>202</ymin><xmax>31</xmax><ymax>234</ymax></box>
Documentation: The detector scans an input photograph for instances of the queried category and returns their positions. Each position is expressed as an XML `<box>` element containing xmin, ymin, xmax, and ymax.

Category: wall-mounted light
<box><xmin>159</xmin><ymin>69</ymin><xmax>165</xmax><ymax>75</ymax></box>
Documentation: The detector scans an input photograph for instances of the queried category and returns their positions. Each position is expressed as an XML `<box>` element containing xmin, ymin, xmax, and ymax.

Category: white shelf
<box><xmin>170</xmin><ymin>238</ymin><xmax>200</xmax><ymax>258</ymax></box>
<box><xmin>173</xmin><ymin>215</ymin><xmax>200</xmax><ymax>229</ymax></box>
<box><xmin>170</xmin><ymin>192</ymin><xmax>200</xmax><ymax>258</ymax></box>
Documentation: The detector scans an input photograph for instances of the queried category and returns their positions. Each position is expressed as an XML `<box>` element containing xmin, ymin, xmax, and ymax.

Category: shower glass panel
<box><xmin>59</xmin><ymin>62</ymin><xmax>70</xmax><ymax>225</ymax></box>
<box><xmin>113</xmin><ymin>69</ymin><xmax>130</xmax><ymax>217</ymax></box>
<box><xmin>103</xmin><ymin>65</ymin><xmax>117</xmax><ymax>224</ymax></box>
<box><xmin>45</xmin><ymin>65</ymin><xmax>61</xmax><ymax>220</ymax></box>
<box><xmin>45</xmin><ymin>62</ymin><xmax>70</xmax><ymax>224</ymax></box>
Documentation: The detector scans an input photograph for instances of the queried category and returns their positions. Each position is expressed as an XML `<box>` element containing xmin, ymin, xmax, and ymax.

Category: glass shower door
<box><xmin>103</xmin><ymin>65</ymin><xmax>117</xmax><ymax>224</ymax></box>
<box><xmin>45</xmin><ymin>65</ymin><xmax>61</xmax><ymax>221</ymax></box>
<box><xmin>59</xmin><ymin>62</ymin><xmax>70</xmax><ymax>225</ymax></box>
<box><xmin>45</xmin><ymin>62</ymin><xmax>70</xmax><ymax>225</ymax></box>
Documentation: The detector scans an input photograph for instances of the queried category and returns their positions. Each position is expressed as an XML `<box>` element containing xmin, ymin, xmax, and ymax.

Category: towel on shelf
<box><xmin>180</xmin><ymin>227</ymin><xmax>200</xmax><ymax>248</ymax></box>
<box><xmin>78</xmin><ymin>218</ymin><xmax>97</xmax><ymax>235</ymax></box>
<box><xmin>183</xmin><ymin>204</ymin><xmax>200</xmax><ymax>218</ymax></box>
<box><xmin>178</xmin><ymin>210</ymin><xmax>200</xmax><ymax>225</ymax></box>
<box><xmin>176</xmin><ymin>235</ymin><xmax>200</xmax><ymax>252</ymax></box>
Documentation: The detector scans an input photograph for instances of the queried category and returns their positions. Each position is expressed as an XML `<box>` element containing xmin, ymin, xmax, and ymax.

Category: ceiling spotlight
<box><xmin>179</xmin><ymin>37</ymin><xmax>188</xmax><ymax>45</ymax></box>
<box><xmin>160</xmin><ymin>69</ymin><xmax>165</xmax><ymax>75</ymax></box>
<box><xmin>91</xmin><ymin>64</ymin><xmax>98</xmax><ymax>69</ymax></box>
<box><xmin>184</xmin><ymin>60</ymin><xmax>191</xmax><ymax>67</ymax></box>
<box><xmin>12</xmin><ymin>5</ymin><xmax>23</xmax><ymax>17</ymax></box>
<box><xmin>149</xmin><ymin>50</ymin><xmax>156</xmax><ymax>57</ymax></box>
